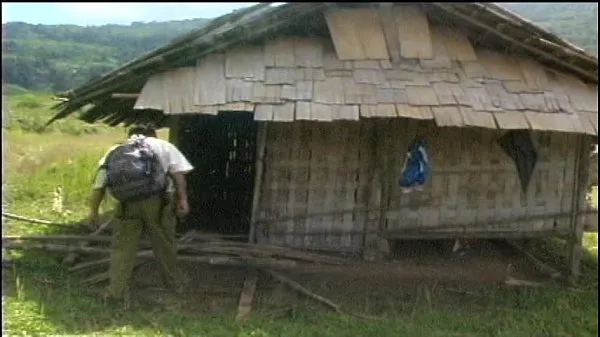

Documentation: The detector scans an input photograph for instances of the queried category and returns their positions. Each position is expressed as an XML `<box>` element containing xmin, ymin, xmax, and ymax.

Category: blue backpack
<box><xmin>398</xmin><ymin>137</ymin><xmax>431</xmax><ymax>189</ymax></box>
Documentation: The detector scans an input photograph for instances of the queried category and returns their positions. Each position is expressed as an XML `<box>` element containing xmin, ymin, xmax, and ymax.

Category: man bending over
<box><xmin>87</xmin><ymin>124</ymin><xmax>194</xmax><ymax>301</ymax></box>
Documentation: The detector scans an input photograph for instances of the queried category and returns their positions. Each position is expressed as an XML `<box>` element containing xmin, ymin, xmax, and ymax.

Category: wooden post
<box><xmin>568</xmin><ymin>135</ymin><xmax>591</xmax><ymax>282</ymax></box>
<box><xmin>362</xmin><ymin>120</ymin><xmax>385</xmax><ymax>261</ymax></box>
<box><xmin>248</xmin><ymin>122</ymin><xmax>268</xmax><ymax>245</ymax></box>
<box><xmin>236</xmin><ymin>121</ymin><xmax>268</xmax><ymax>322</ymax></box>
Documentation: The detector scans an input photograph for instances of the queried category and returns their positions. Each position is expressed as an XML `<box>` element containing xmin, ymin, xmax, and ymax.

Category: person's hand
<box><xmin>86</xmin><ymin>212</ymin><xmax>99</xmax><ymax>232</ymax></box>
<box><xmin>176</xmin><ymin>198</ymin><xmax>190</xmax><ymax>217</ymax></box>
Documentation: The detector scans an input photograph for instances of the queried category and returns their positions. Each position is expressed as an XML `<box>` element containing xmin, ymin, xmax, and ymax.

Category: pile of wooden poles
<box><xmin>2</xmin><ymin>221</ymin><xmax>378</xmax><ymax>321</ymax></box>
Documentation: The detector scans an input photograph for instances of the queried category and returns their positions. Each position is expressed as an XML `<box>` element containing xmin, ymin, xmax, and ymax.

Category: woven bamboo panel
<box><xmin>256</xmin><ymin>121</ymin><xmax>379</xmax><ymax>251</ymax></box>
<box><xmin>380</xmin><ymin>124</ymin><xmax>579</xmax><ymax>234</ymax></box>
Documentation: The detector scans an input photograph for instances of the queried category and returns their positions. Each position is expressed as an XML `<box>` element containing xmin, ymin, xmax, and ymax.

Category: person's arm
<box><xmin>171</xmin><ymin>172</ymin><xmax>188</xmax><ymax>204</ymax></box>
<box><xmin>87</xmin><ymin>166</ymin><xmax>108</xmax><ymax>228</ymax></box>
<box><xmin>166</xmin><ymin>143</ymin><xmax>194</xmax><ymax>215</ymax></box>
<box><xmin>89</xmin><ymin>188</ymin><xmax>106</xmax><ymax>219</ymax></box>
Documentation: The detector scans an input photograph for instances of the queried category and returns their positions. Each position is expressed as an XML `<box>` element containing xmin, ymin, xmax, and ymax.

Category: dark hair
<box><xmin>127</xmin><ymin>124</ymin><xmax>157</xmax><ymax>137</ymax></box>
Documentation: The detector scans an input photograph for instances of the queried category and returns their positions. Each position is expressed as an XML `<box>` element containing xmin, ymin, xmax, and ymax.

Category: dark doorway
<box><xmin>175</xmin><ymin>112</ymin><xmax>258</xmax><ymax>237</ymax></box>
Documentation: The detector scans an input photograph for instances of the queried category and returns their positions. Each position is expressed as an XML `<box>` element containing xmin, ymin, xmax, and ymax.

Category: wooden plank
<box><xmin>460</xmin><ymin>107</ymin><xmax>497</xmax><ymax>129</ymax></box>
<box><xmin>374</xmin><ymin>104</ymin><xmax>398</xmax><ymax>118</ymax></box>
<box><xmin>376</xmin><ymin>88</ymin><xmax>408</xmax><ymax>104</ymax></box>
<box><xmin>265</xmin><ymin>68</ymin><xmax>297</xmax><ymax>85</ymax></box>
<box><xmin>519</xmin><ymin>93</ymin><xmax>548</xmax><ymax>112</ymax></box>
<box><xmin>310</xmin><ymin>103</ymin><xmax>333</xmax><ymax>121</ymax></box>
<box><xmin>254</xmin><ymin>104</ymin><xmax>273</xmax><ymax>121</ymax></box>
<box><xmin>421</xmin><ymin>24</ymin><xmax>452</xmax><ymax>69</ymax></box>
<box><xmin>325</xmin><ymin>9</ymin><xmax>366</xmax><ymax>60</ymax></box>
<box><xmin>225</xmin><ymin>45</ymin><xmax>265</xmax><ymax>81</ymax></box>
<box><xmin>428</xmin><ymin>71</ymin><xmax>460</xmax><ymax>83</ymax></box>
<box><xmin>262</xmin><ymin>85</ymin><xmax>283</xmax><ymax>104</ymax></box>
<box><xmin>272</xmin><ymin>102</ymin><xmax>295</xmax><ymax>122</ymax></box>
<box><xmin>354</xmin><ymin>8</ymin><xmax>390</xmax><ymax>60</ymax></box>
<box><xmin>226</xmin><ymin>79</ymin><xmax>254</xmax><ymax>102</ymax></box>
<box><xmin>332</xmin><ymin>105</ymin><xmax>360</xmax><ymax>120</ymax></box>
<box><xmin>235</xmin><ymin>271</ymin><xmax>258</xmax><ymax>323</ymax></box>
<box><xmin>280</xmin><ymin>85</ymin><xmax>295</xmax><ymax>100</ymax></box>
<box><xmin>294</xmin><ymin>81</ymin><xmax>313</xmax><ymax>101</ymax></box>
<box><xmin>379</xmin><ymin>4</ymin><xmax>401</xmax><ymax>62</ymax></box>
<box><xmin>298</xmin><ymin>68</ymin><xmax>326</xmax><ymax>82</ymax></box>
<box><xmin>314</xmin><ymin>77</ymin><xmax>345</xmax><ymax>104</ymax></box>
<box><xmin>353</xmin><ymin>69</ymin><xmax>386</xmax><ymax>84</ymax></box>
<box><xmin>264</xmin><ymin>37</ymin><xmax>295</xmax><ymax>67</ymax></box>
<box><xmin>439</xmin><ymin>26</ymin><xmax>477</xmax><ymax>61</ymax></box>
<box><xmin>396</xmin><ymin>104</ymin><xmax>433</xmax><ymax>119</ymax></box>
<box><xmin>524</xmin><ymin>111</ymin><xmax>575</xmax><ymax>133</ymax></box>
<box><xmin>518</xmin><ymin>58</ymin><xmax>549</xmax><ymax>91</ymax></box>
<box><xmin>460</xmin><ymin>61</ymin><xmax>487</xmax><ymax>79</ymax></box>
<box><xmin>294</xmin><ymin>37</ymin><xmax>324</xmax><ymax>68</ymax></box>
<box><xmin>219</xmin><ymin>102</ymin><xmax>255</xmax><ymax>112</ymax></box>
<box><xmin>352</xmin><ymin>60</ymin><xmax>381</xmax><ymax>69</ymax></box>
<box><xmin>359</xmin><ymin>105</ymin><xmax>377</xmax><ymax>118</ymax></box>
<box><xmin>135</xmin><ymin>73</ymin><xmax>164</xmax><ymax>110</ymax></box>
<box><xmin>325</xmin><ymin>8</ymin><xmax>389</xmax><ymax>61</ymax></box>
<box><xmin>493</xmin><ymin>111</ymin><xmax>529</xmax><ymax>130</ymax></box>
<box><xmin>322</xmin><ymin>41</ymin><xmax>352</xmax><ymax>70</ymax></box>
<box><xmin>502</xmin><ymin>80</ymin><xmax>537</xmax><ymax>94</ymax></box>
<box><xmin>395</xmin><ymin>5</ymin><xmax>433</xmax><ymax>59</ymax></box>
<box><xmin>476</xmin><ymin>49</ymin><xmax>523</xmax><ymax>81</ymax></box>
<box><xmin>432</xmin><ymin>106</ymin><xmax>463</xmax><ymax>127</ymax></box>
<box><xmin>295</xmin><ymin>102</ymin><xmax>311</xmax><ymax>120</ymax></box>
<box><xmin>195</xmin><ymin>53</ymin><xmax>227</xmax><ymax>106</ymax></box>
<box><xmin>325</xmin><ymin>69</ymin><xmax>353</xmax><ymax>78</ymax></box>
<box><xmin>464</xmin><ymin>87</ymin><xmax>500</xmax><ymax>112</ymax></box>
<box><xmin>484</xmin><ymin>83</ymin><xmax>524</xmax><ymax>110</ymax></box>
<box><xmin>405</xmin><ymin>86</ymin><xmax>439</xmax><ymax>106</ymax></box>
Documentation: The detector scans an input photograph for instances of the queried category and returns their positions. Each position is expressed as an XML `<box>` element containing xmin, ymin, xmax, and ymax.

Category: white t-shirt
<box><xmin>94</xmin><ymin>135</ymin><xmax>194</xmax><ymax>194</ymax></box>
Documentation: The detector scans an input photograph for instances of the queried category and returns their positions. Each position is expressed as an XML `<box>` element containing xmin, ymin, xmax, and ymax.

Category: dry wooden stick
<box><xmin>2</xmin><ymin>212</ymin><xmax>87</xmax><ymax>228</ymax></box>
<box><xmin>63</xmin><ymin>219</ymin><xmax>113</xmax><ymax>266</ymax></box>
<box><xmin>263</xmin><ymin>269</ymin><xmax>381</xmax><ymax>321</ymax></box>
<box><xmin>504</xmin><ymin>240</ymin><xmax>562</xmax><ymax>279</ymax></box>
<box><xmin>504</xmin><ymin>276</ymin><xmax>543</xmax><ymax>287</ymax></box>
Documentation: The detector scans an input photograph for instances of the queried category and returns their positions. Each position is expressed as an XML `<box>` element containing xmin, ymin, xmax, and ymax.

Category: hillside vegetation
<box><xmin>1</xmin><ymin>3</ymin><xmax>597</xmax><ymax>93</ymax></box>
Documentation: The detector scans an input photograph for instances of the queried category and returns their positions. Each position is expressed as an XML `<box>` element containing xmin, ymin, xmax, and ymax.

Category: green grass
<box><xmin>3</xmin><ymin>92</ymin><xmax>598</xmax><ymax>337</ymax></box>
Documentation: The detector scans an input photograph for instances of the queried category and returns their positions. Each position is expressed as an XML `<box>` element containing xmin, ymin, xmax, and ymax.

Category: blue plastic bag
<box><xmin>398</xmin><ymin>137</ymin><xmax>431</xmax><ymax>191</ymax></box>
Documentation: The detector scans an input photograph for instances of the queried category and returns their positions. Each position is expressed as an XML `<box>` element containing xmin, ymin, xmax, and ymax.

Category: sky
<box><xmin>1</xmin><ymin>2</ymin><xmax>261</xmax><ymax>26</ymax></box>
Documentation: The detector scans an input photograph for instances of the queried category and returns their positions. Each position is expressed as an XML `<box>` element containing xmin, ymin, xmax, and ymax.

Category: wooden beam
<box><xmin>433</xmin><ymin>3</ymin><xmax>597</xmax><ymax>82</ymax></box>
<box><xmin>111</xmin><ymin>93</ymin><xmax>140</xmax><ymax>99</ymax></box>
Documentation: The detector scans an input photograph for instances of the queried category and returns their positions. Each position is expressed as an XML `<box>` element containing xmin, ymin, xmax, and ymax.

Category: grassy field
<box><xmin>2</xmin><ymin>92</ymin><xmax>598</xmax><ymax>337</ymax></box>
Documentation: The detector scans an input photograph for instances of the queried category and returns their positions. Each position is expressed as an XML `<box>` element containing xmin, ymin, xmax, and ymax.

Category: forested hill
<box><xmin>2</xmin><ymin>19</ymin><xmax>210</xmax><ymax>92</ymax></box>
<box><xmin>2</xmin><ymin>3</ymin><xmax>598</xmax><ymax>93</ymax></box>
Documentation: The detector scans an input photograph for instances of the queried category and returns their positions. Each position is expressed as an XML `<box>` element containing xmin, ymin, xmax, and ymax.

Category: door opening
<box><xmin>175</xmin><ymin>112</ymin><xmax>258</xmax><ymax>238</ymax></box>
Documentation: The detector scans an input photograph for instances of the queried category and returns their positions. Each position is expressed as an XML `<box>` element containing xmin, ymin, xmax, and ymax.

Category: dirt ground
<box><xmin>131</xmin><ymin>239</ymin><xmax>551</xmax><ymax>315</ymax></box>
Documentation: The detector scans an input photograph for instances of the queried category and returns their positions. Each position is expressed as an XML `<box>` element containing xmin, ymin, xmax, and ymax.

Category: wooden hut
<box><xmin>49</xmin><ymin>3</ymin><xmax>598</xmax><ymax>278</ymax></box>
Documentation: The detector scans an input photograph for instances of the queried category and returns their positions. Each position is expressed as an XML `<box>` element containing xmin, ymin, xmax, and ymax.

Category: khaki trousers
<box><xmin>107</xmin><ymin>194</ymin><xmax>182</xmax><ymax>299</ymax></box>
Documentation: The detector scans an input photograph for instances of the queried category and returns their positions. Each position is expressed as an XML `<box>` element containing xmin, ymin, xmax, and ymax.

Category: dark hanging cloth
<box><xmin>497</xmin><ymin>130</ymin><xmax>538</xmax><ymax>193</ymax></box>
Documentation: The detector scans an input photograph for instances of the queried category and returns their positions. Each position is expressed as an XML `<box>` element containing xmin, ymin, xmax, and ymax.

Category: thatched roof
<box><xmin>47</xmin><ymin>2</ymin><xmax>598</xmax><ymax>128</ymax></box>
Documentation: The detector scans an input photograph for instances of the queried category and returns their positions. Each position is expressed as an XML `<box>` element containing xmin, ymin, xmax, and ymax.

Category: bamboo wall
<box><xmin>255</xmin><ymin>120</ymin><xmax>580</xmax><ymax>251</ymax></box>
